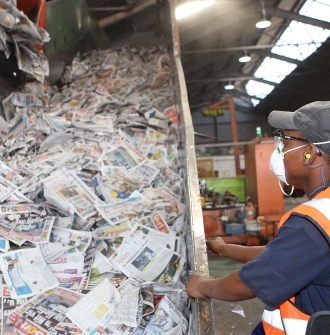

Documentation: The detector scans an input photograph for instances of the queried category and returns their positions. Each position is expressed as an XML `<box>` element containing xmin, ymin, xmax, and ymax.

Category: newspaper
<box><xmin>108</xmin><ymin>278</ymin><xmax>141</xmax><ymax>327</ymax></box>
<box><xmin>141</xmin><ymin>188</ymin><xmax>184</xmax><ymax>224</ymax></box>
<box><xmin>43</xmin><ymin>169</ymin><xmax>99</xmax><ymax>220</ymax></box>
<box><xmin>91</xmin><ymin>250</ymin><xmax>114</xmax><ymax>276</ymax></box>
<box><xmin>1</xmin><ymin>0</ymin><xmax>50</xmax><ymax>81</ymax></box>
<box><xmin>0</xmin><ymin>248</ymin><xmax>59</xmax><ymax>299</ymax></box>
<box><xmin>129</xmin><ymin>162</ymin><xmax>159</xmax><ymax>185</ymax></box>
<box><xmin>2</xmin><ymin>285</ymin><xmax>28</xmax><ymax>335</ymax></box>
<box><xmin>48</xmin><ymin>227</ymin><xmax>92</xmax><ymax>255</ymax></box>
<box><xmin>0</xmin><ymin>45</ymin><xmax>190</xmax><ymax>333</ymax></box>
<box><xmin>88</xmin><ymin>271</ymin><xmax>127</xmax><ymax>290</ymax></box>
<box><xmin>9</xmin><ymin>287</ymin><xmax>84</xmax><ymax>335</ymax></box>
<box><xmin>102</xmin><ymin>143</ymin><xmax>146</xmax><ymax>171</ymax></box>
<box><xmin>0</xmin><ymin>208</ymin><xmax>41</xmax><ymax>245</ymax></box>
<box><xmin>0</xmin><ymin>237</ymin><xmax>9</xmax><ymax>252</ymax></box>
<box><xmin>65</xmin><ymin>279</ymin><xmax>121</xmax><ymax>335</ymax></box>
<box><xmin>163</xmin><ymin>105</ymin><xmax>179</xmax><ymax>126</ymax></box>
<box><xmin>71</xmin><ymin>144</ymin><xmax>104</xmax><ymax>162</ymax></box>
<box><xmin>48</xmin><ymin>255</ymin><xmax>85</xmax><ymax>289</ymax></box>
<box><xmin>0</xmin><ymin>178</ymin><xmax>17</xmax><ymax>203</ymax></box>
<box><xmin>22</xmin><ymin>146</ymin><xmax>76</xmax><ymax>176</ymax></box>
<box><xmin>5</xmin><ymin>213</ymin><xmax>54</xmax><ymax>244</ymax></box>
<box><xmin>53</xmin><ymin>216</ymin><xmax>74</xmax><ymax>229</ymax></box>
<box><xmin>143</xmin><ymin>296</ymin><xmax>187</xmax><ymax>335</ymax></box>
<box><xmin>71</xmin><ymin>119</ymin><xmax>114</xmax><ymax>134</ymax></box>
<box><xmin>137</xmin><ymin>211</ymin><xmax>171</xmax><ymax>234</ymax></box>
<box><xmin>95</xmin><ymin>191</ymin><xmax>152</xmax><ymax>226</ymax></box>
<box><xmin>139</xmin><ymin>284</ymin><xmax>156</xmax><ymax>329</ymax></box>
<box><xmin>0</xmin><ymin>161</ymin><xmax>25</xmax><ymax>188</ymax></box>
<box><xmin>41</xmin><ymin>230</ymin><xmax>94</xmax><ymax>290</ymax></box>
<box><xmin>51</xmin><ymin>317</ymin><xmax>84</xmax><ymax>335</ymax></box>
<box><xmin>92</xmin><ymin>172</ymin><xmax>143</xmax><ymax>203</ymax></box>
<box><xmin>91</xmin><ymin>221</ymin><xmax>132</xmax><ymax>240</ymax></box>
<box><xmin>110</xmin><ymin>233</ymin><xmax>184</xmax><ymax>285</ymax></box>
<box><xmin>73</xmin><ymin>214</ymin><xmax>105</xmax><ymax>232</ymax></box>
<box><xmin>80</xmin><ymin>241</ymin><xmax>96</xmax><ymax>290</ymax></box>
<box><xmin>130</xmin><ymin>224</ymin><xmax>176</xmax><ymax>250</ymax></box>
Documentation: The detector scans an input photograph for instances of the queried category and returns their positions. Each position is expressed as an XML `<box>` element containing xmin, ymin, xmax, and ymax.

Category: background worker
<box><xmin>186</xmin><ymin>101</ymin><xmax>330</xmax><ymax>335</ymax></box>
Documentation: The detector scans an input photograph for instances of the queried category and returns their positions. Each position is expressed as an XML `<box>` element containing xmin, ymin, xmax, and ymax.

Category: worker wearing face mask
<box><xmin>186</xmin><ymin>101</ymin><xmax>330</xmax><ymax>335</ymax></box>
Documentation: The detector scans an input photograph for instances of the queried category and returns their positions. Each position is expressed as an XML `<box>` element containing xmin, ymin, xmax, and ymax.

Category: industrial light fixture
<box><xmin>175</xmin><ymin>0</ymin><xmax>215</xmax><ymax>20</ymax></box>
<box><xmin>224</xmin><ymin>82</ymin><xmax>234</xmax><ymax>90</ymax></box>
<box><xmin>238</xmin><ymin>50</ymin><xmax>251</xmax><ymax>63</ymax></box>
<box><xmin>256</xmin><ymin>1</ymin><xmax>271</xmax><ymax>29</ymax></box>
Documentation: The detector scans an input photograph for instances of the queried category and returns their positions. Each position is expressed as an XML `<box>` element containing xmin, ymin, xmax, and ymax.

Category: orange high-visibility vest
<box><xmin>262</xmin><ymin>187</ymin><xmax>330</xmax><ymax>335</ymax></box>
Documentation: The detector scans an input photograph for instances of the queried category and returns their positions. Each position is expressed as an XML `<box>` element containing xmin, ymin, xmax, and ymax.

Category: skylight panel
<box><xmin>251</xmin><ymin>99</ymin><xmax>260</xmax><ymax>107</ymax></box>
<box><xmin>272</xmin><ymin>0</ymin><xmax>330</xmax><ymax>61</ymax></box>
<box><xmin>272</xmin><ymin>21</ymin><xmax>318</xmax><ymax>61</ymax></box>
<box><xmin>254</xmin><ymin>57</ymin><xmax>297</xmax><ymax>84</ymax></box>
<box><xmin>300</xmin><ymin>0</ymin><xmax>330</xmax><ymax>22</ymax></box>
<box><xmin>246</xmin><ymin>80</ymin><xmax>274</xmax><ymax>99</ymax></box>
<box><xmin>271</xmin><ymin>44</ymin><xmax>301</xmax><ymax>60</ymax></box>
<box><xmin>247</xmin><ymin>0</ymin><xmax>330</xmax><ymax>105</ymax></box>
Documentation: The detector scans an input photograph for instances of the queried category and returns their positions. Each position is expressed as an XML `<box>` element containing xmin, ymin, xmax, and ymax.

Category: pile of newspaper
<box><xmin>0</xmin><ymin>0</ymin><xmax>50</xmax><ymax>82</ymax></box>
<box><xmin>0</xmin><ymin>45</ymin><xmax>191</xmax><ymax>335</ymax></box>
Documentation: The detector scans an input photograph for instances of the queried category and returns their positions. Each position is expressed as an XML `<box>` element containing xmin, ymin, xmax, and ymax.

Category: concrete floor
<box><xmin>208</xmin><ymin>256</ymin><xmax>265</xmax><ymax>335</ymax></box>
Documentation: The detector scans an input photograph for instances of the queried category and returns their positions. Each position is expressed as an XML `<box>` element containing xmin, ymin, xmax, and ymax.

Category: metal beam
<box><xmin>266</xmin><ymin>6</ymin><xmax>330</xmax><ymax>30</ymax></box>
<box><xmin>253</xmin><ymin>50</ymin><xmax>306</xmax><ymax>67</ymax></box>
<box><xmin>98</xmin><ymin>0</ymin><xmax>157</xmax><ymax>29</ymax></box>
<box><xmin>189</xmin><ymin>102</ymin><xmax>212</xmax><ymax>109</ymax></box>
<box><xmin>186</xmin><ymin>76</ymin><xmax>278</xmax><ymax>87</ymax></box>
<box><xmin>189</xmin><ymin>90</ymin><xmax>261</xmax><ymax>111</ymax></box>
<box><xmin>181</xmin><ymin>44</ymin><xmax>275</xmax><ymax>55</ymax></box>
<box><xmin>89</xmin><ymin>6</ymin><xmax>128</xmax><ymax>11</ymax></box>
<box><xmin>181</xmin><ymin>41</ymin><xmax>327</xmax><ymax>56</ymax></box>
<box><xmin>186</xmin><ymin>76</ymin><xmax>255</xmax><ymax>83</ymax></box>
<box><xmin>195</xmin><ymin>140</ymin><xmax>273</xmax><ymax>149</ymax></box>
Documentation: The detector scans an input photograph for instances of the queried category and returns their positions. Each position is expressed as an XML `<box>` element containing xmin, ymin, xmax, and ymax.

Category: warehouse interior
<box><xmin>1</xmin><ymin>0</ymin><xmax>330</xmax><ymax>334</ymax></box>
<box><xmin>3</xmin><ymin>0</ymin><xmax>330</xmax><ymax>140</ymax></box>
<box><xmin>78</xmin><ymin>0</ymin><xmax>330</xmax><ymax>146</ymax></box>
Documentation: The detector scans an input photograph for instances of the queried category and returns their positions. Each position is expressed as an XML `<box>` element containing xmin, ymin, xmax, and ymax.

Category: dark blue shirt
<box><xmin>239</xmin><ymin>214</ymin><xmax>330</xmax><ymax>315</ymax></box>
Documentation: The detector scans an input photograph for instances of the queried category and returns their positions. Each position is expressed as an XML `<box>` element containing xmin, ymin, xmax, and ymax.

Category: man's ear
<box><xmin>303</xmin><ymin>145</ymin><xmax>314</xmax><ymax>165</ymax></box>
<box><xmin>304</xmin><ymin>145</ymin><xmax>322</xmax><ymax>165</ymax></box>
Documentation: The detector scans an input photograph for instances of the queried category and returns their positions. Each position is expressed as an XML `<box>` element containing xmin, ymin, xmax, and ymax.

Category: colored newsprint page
<box><xmin>65</xmin><ymin>279</ymin><xmax>121</xmax><ymax>335</ymax></box>
<box><xmin>144</xmin><ymin>296</ymin><xmax>187</xmax><ymax>334</ymax></box>
<box><xmin>0</xmin><ymin>248</ymin><xmax>59</xmax><ymax>299</ymax></box>
<box><xmin>9</xmin><ymin>287</ymin><xmax>84</xmax><ymax>335</ymax></box>
<box><xmin>110</xmin><ymin>233</ymin><xmax>184</xmax><ymax>285</ymax></box>
<box><xmin>2</xmin><ymin>285</ymin><xmax>28</xmax><ymax>335</ymax></box>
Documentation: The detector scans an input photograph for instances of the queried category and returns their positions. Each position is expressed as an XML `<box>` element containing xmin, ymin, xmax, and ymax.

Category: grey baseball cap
<box><xmin>268</xmin><ymin>101</ymin><xmax>330</xmax><ymax>155</ymax></box>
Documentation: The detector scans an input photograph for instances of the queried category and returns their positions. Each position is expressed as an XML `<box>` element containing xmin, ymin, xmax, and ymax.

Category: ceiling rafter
<box><xmin>98</xmin><ymin>0</ymin><xmax>156</xmax><ymax>28</ymax></box>
<box><xmin>265</xmin><ymin>6</ymin><xmax>330</xmax><ymax>30</ymax></box>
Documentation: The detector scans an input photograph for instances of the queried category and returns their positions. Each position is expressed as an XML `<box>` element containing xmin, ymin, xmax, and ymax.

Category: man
<box><xmin>186</xmin><ymin>101</ymin><xmax>330</xmax><ymax>335</ymax></box>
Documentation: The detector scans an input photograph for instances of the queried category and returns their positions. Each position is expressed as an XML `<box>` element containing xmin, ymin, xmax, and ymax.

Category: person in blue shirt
<box><xmin>186</xmin><ymin>101</ymin><xmax>330</xmax><ymax>335</ymax></box>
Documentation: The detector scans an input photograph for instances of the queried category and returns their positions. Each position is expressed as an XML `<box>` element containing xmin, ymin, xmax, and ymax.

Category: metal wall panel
<box><xmin>170</xmin><ymin>1</ymin><xmax>216</xmax><ymax>333</ymax></box>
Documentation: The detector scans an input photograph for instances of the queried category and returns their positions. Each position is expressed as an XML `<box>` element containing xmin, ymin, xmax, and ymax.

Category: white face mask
<box><xmin>269</xmin><ymin>144</ymin><xmax>307</xmax><ymax>185</ymax></box>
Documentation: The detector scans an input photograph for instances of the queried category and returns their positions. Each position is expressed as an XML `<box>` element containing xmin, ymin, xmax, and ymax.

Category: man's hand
<box><xmin>186</xmin><ymin>274</ymin><xmax>214</xmax><ymax>302</ymax></box>
<box><xmin>206</xmin><ymin>237</ymin><xmax>226</xmax><ymax>257</ymax></box>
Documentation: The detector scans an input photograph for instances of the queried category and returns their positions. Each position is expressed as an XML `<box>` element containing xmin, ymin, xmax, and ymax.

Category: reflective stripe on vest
<box><xmin>282</xmin><ymin>318</ymin><xmax>308</xmax><ymax>335</ymax></box>
<box><xmin>262</xmin><ymin>188</ymin><xmax>330</xmax><ymax>335</ymax></box>
<box><xmin>262</xmin><ymin>308</ymin><xmax>284</xmax><ymax>331</ymax></box>
<box><xmin>304</xmin><ymin>198</ymin><xmax>330</xmax><ymax>220</ymax></box>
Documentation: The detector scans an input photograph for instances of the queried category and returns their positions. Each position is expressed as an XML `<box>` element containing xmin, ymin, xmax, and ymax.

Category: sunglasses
<box><xmin>273</xmin><ymin>129</ymin><xmax>323</xmax><ymax>156</ymax></box>
<box><xmin>273</xmin><ymin>129</ymin><xmax>309</xmax><ymax>149</ymax></box>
